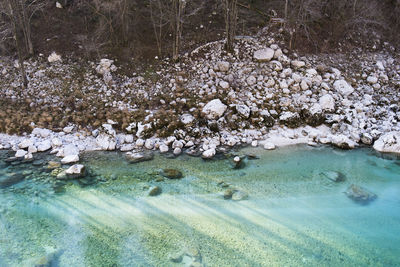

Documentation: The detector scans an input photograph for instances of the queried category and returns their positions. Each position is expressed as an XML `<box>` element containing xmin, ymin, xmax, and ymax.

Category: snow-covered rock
<box><xmin>263</xmin><ymin>142</ymin><xmax>276</xmax><ymax>150</ymax></box>
<box><xmin>37</xmin><ymin>140</ymin><xmax>52</xmax><ymax>152</ymax></box>
<box><xmin>96</xmin><ymin>133</ymin><xmax>116</xmax><ymax>150</ymax></box>
<box><xmin>180</xmin><ymin>114</ymin><xmax>195</xmax><ymax>125</ymax></box>
<box><xmin>236</xmin><ymin>104</ymin><xmax>251</xmax><ymax>119</ymax></box>
<box><xmin>48</xmin><ymin>52</ymin><xmax>62</xmax><ymax>63</ymax></box>
<box><xmin>65</xmin><ymin>164</ymin><xmax>86</xmax><ymax>179</ymax></box>
<box><xmin>15</xmin><ymin>149</ymin><xmax>27</xmax><ymax>158</ymax></box>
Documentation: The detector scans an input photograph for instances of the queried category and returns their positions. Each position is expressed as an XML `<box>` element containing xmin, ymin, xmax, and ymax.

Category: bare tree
<box><xmin>222</xmin><ymin>0</ymin><xmax>238</xmax><ymax>53</ymax></box>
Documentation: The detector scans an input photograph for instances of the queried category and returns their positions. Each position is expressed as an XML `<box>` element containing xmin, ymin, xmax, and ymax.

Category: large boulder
<box><xmin>253</xmin><ymin>48</ymin><xmax>274</xmax><ymax>62</ymax></box>
<box><xmin>202</xmin><ymin>99</ymin><xmax>227</xmax><ymax>120</ymax></box>
<box><xmin>373</xmin><ymin>132</ymin><xmax>400</xmax><ymax>154</ymax></box>
<box><xmin>333</xmin><ymin>80</ymin><xmax>354</xmax><ymax>96</ymax></box>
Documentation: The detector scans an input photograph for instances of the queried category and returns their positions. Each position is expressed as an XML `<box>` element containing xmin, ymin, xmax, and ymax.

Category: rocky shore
<box><xmin>1</xmin><ymin>31</ymin><xmax>400</xmax><ymax>161</ymax></box>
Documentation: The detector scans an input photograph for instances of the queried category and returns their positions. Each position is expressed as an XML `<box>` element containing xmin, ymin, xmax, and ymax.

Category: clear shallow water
<box><xmin>0</xmin><ymin>145</ymin><xmax>399</xmax><ymax>267</ymax></box>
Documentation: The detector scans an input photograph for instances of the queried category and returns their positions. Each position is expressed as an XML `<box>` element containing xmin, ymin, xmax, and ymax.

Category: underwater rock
<box><xmin>0</xmin><ymin>173</ymin><xmax>25</xmax><ymax>188</ymax></box>
<box><xmin>32</xmin><ymin>159</ymin><xmax>45</xmax><ymax>167</ymax></box>
<box><xmin>160</xmin><ymin>169</ymin><xmax>183</xmax><ymax>179</ymax></box>
<box><xmin>4</xmin><ymin>157</ymin><xmax>19</xmax><ymax>164</ymax></box>
<box><xmin>148</xmin><ymin>186</ymin><xmax>162</xmax><ymax>196</ymax></box>
<box><xmin>232</xmin><ymin>156</ymin><xmax>245</xmax><ymax>169</ymax></box>
<box><xmin>232</xmin><ymin>190</ymin><xmax>249</xmax><ymax>201</ymax></box>
<box><xmin>224</xmin><ymin>188</ymin><xmax>249</xmax><ymax>201</ymax></box>
<box><xmin>32</xmin><ymin>247</ymin><xmax>60</xmax><ymax>267</ymax></box>
<box><xmin>65</xmin><ymin>164</ymin><xmax>86</xmax><ymax>179</ymax></box>
<box><xmin>47</xmin><ymin>161</ymin><xmax>61</xmax><ymax>170</ymax></box>
<box><xmin>217</xmin><ymin>181</ymin><xmax>230</xmax><ymax>188</ymax></box>
<box><xmin>126</xmin><ymin>151</ymin><xmax>154</xmax><ymax>163</ymax></box>
<box><xmin>322</xmin><ymin>171</ymin><xmax>345</xmax><ymax>182</ymax></box>
<box><xmin>345</xmin><ymin>184</ymin><xmax>377</xmax><ymax>204</ymax></box>
<box><xmin>246</xmin><ymin>153</ymin><xmax>260</xmax><ymax>160</ymax></box>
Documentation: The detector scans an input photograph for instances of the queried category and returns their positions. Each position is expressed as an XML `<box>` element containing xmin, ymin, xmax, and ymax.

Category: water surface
<box><xmin>0</xmin><ymin>145</ymin><xmax>399</xmax><ymax>266</ymax></box>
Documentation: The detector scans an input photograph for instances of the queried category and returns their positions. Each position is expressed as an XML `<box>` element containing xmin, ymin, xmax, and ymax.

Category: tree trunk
<box><xmin>224</xmin><ymin>0</ymin><xmax>238</xmax><ymax>53</ymax></box>
<box><xmin>8</xmin><ymin>0</ymin><xmax>28</xmax><ymax>87</ymax></box>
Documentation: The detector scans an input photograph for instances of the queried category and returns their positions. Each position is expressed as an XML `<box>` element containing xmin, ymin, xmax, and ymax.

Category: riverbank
<box><xmin>1</xmin><ymin>31</ymin><xmax>400</xmax><ymax>159</ymax></box>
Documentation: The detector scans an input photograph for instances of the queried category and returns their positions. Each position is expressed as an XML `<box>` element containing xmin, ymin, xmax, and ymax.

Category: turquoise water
<box><xmin>0</xmin><ymin>145</ymin><xmax>399</xmax><ymax>266</ymax></box>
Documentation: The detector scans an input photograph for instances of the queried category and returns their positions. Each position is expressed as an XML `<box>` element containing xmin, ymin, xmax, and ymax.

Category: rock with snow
<box><xmin>361</xmin><ymin>133</ymin><xmax>373</xmax><ymax>145</ymax></box>
<box><xmin>61</xmin><ymin>154</ymin><xmax>79</xmax><ymax>164</ymax></box>
<box><xmin>145</xmin><ymin>139</ymin><xmax>155</xmax><ymax>150</ymax></box>
<box><xmin>96</xmin><ymin>59</ymin><xmax>116</xmax><ymax>75</ymax></box>
<box><xmin>333</xmin><ymin>80</ymin><xmax>354</xmax><ymax>96</ymax></box>
<box><xmin>32</xmin><ymin>128</ymin><xmax>51</xmax><ymax>138</ymax></box>
<box><xmin>120</xmin><ymin>144</ymin><xmax>135</xmax><ymax>152</ymax></box>
<box><xmin>173</xmin><ymin>147</ymin><xmax>182</xmax><ymax>155</ymax></box>
<box><xmin>279</xmin><ymin>112</ymin><xmax>301</xmax><ymax>128</ymax></box>
<box><xmin>51</xmin><ymin>138</ymin><xmax>62</xmax><ymax>147</ymax></box>
<box><xmin>219</xmin><ymin>80</ymin><xmax>230</xmax><ymax>89</ymax></box>
<box><xmin>253</xmin><ymin>48</ymin><xmax>274</xmax><ymax>62</ymax></box>
<box><xmin>319</xmin><ymin>94</ymin><xmax>335</xmax><ymax>112</ymax></box>
<box><xmin>373</xmin><ymin>132</ymin><xmax>400</xmax><ymax>154</ymax></box>
<box><xmin>202</xmin><ymin>99</ymin><xmax>227</xmax><ymax>120</ymax></box>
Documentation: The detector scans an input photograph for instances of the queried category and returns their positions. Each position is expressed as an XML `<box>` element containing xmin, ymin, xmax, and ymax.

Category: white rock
<box><xmin>330</xmin><ymin>135</ymin><xmax>356</xmax><ymax>149</ymax></box>
<box><xmin>291</xmin><ymin>60</ymin><xmax>305</xmax><ymax>69</ymax></box>
<box><xmin>251</xmin><ymin>140</ymin><xmax>258</xmax><ymax>147</ymax></box>
<box><xmin>136</xmin><ymin>138</ymin><xmax>145</xmax><ymax>147</ymax></box>
<box><xmin>236</xmin><ymin>104</ymin><xmax>251</xmax><ymax>119</ymax></box>
<box><xmin>145</xmin><ymin>139</ymin><xmax>155</xmax><ymax>150</ymax></box>
<box><xmin>61</xmin><ymin>154</ymin><xmax>79</xmax><ymax>164</ymax></box>
<box><xmin>120</xmin><ymin>144</ymin><xmax>135</xmax><ymax>152</ymax></box>
<box><xmin>15</xmin><ymin>149</ymin><xmax>27</xmax><ymax>158</ymax></box>
<box><xmin>32</xmin><ymin>128</ymin><xmax>51</xmax><ymax>138</ymax></box>
<box><xmin>180</xmin><ymin>114</ymin><xmax>195</xmax><ymax>125</ymax></box>
<box><xmin>172</xmin><ymin>140</ymin><xmax>184</xmax><ymax>149</ymax></box>
<box><xmin>37</xmin><ymin>140</ymin><xmax>52</xmax><ymax>152</ymax></box>
<box><xmin>63</xmin><ymin>126</ymin><xmax>74</xmax><ymax>133</ymax></box>
<box><xmin>263</xmin><ymin>142</ymin><xmax>276</xmax><ymax>150</ymax></box>
<box><xmin>124</xmin><ymin>135</ymin><xmax>134</xmax><ymax>144</ymax></box>
<box><xmin>202</xmin><ymin>99</ymin><xmax>227</xmax><ymax>120</ymax></box>
<box><xmin>185</xmin><ymin>141</ymin><xmax>194</xmax><ymax>147</ymax></box>
<box><xmin>202</xmin><ymin>148</ymin><xmax>216</xmax><ymax>159</ymax></box>
<box><xmin>253</xmin><ymin>48</ymin><xmax>274</xmax><ymax>62</ymax></box>
<box><xmin>373</xmin><ymin>132</ymin><xmax>400</xmax><ymax>154</ymax></box>
<box><xmin>246</xmin><ymin>75</ymin><xmax>257</xmax><ymax>86</ymax></box>
<box><xmin>19</xmin><ymin>139</ymin><xmax>33</xmax><ymax>149</ymax></box>
<box><xmin>159</xmin><ymin>144</ymin><xmax>169</xmax><ymax>153</ymax></box>
<box><xmin>24</xmin><ymin>153</ymin><xmax>33</xmax><ymax>160</ymax></box>
<box><xmin>219</xmin><ymin>80</ymin><xmax>230</xmax><ymax>89</ymax></box>
<box><xmin>333</xmin><ymin>80</ymin><xmax>354</xmax><ymax>96</ymax></box>
<box><xmin>63</xmin><ymin>144</ymin><xmax>80</xmax><ymax>157</ymax></box>
<box><xmin>367</xmin><ymin>76</ymin><xmax>378</xmax><ymax>84</ymax></box>
<box><xmin>96</xmin><ymin>133</ymin><xmax>116</xmax><ymax>150</ymax></box>
<box><xmin>361</xmin><ymin>133</ymin><xmax>373</xmax><ymax>145</ymax></box>
<box><xmin>48</xmin><ymin>52</ymin><xmax>62</xmax><ymax>63</ymax></box>
<box><xmin>55</xmin><ymin>2</ymin><xmax>63</xmax><ymax>8</ymax></box>
<box><xmin>217</xmin><ymin>61</ymin><xmax>230</xmax><ymax>72</ymax></box>
<box><xmin>51</xmin><ymin>138</ymin><xmax>62</xmax><ymax>147</ymax></box>
<box><xmin>319</xmin><ymin>94</ymin><xmax>335</xmax><ymax>112</ymax></box>
<box><xmin>173</xmin><ymin>147</ymin><xmax>182</xmax><ymax>155</ymax></box>
<box><xmin>28</xmin><ymin>145</ymin><xmax>37</xmax><ymax>154</ymax></box>
<box><xmin>65</xmin><ymin>164</ymin><xmax>86</xmax><ymax>178</ymax></box>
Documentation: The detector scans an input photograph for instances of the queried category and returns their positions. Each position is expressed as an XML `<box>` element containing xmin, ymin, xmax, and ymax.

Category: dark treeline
<box><xmin>1</xmin><ymin>0</ymin><xmax>399</xmax><ymax>62</ymax></box>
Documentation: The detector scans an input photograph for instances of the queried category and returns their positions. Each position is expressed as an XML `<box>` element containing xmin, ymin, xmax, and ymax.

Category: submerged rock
<box><xmin>148</xmin><ymin>186</ymin><xmax>162</xmax><ymax>196</ymax></box>
<box><xmin>322</xmin><ymin>171</ymin><xmax>345</xmax><ymax>182</ymax></box>
<box><xmin>65</xmin><ymin>164</ymin><xmax>86</xmax><ymax>179</ymax></box>
<box><xmin>223</xmin><ymin>188</ymin><xmax>249</xmax><ymax>201</ymax></box>
<box><xmin>0</xmin><ymin>173</ymin><xmax>25</xmax><ymax>188</ymax></box>
<box><xmin>232</xmin><ymin>156</ymin><xmax>245</xmax><ymax>169</ymax></box>
<box><xmin>345</xmin><ymin>184</ymin><xmax>377</xmax><ymax>204</ymax></box>
<box><xmin>160</xmin><ymin>169</ymin><xmax>183</xmax><ymax>179</ymax></box>
<box><xmin>126</xmin><ymin>151</ymin><xmax>154</xmax><ymax>163</ymax></box>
